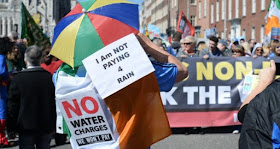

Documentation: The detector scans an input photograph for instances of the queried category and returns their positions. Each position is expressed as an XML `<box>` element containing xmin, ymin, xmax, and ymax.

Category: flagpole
<box><xmin>19</xmin><ymin>2</ymin><xmax>22</xmax><ymax>38</ymax></box>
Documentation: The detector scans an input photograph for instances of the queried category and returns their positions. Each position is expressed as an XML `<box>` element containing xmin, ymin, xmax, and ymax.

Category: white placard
<box><xmin>83</xmin><ymin>33</ymin><xmax>155</xmax><ymax>99</ymax></box>
<box><xmin>57</xmin><ymin>91</ymin><xmax>115</xmax><ymax>147</ymax></box>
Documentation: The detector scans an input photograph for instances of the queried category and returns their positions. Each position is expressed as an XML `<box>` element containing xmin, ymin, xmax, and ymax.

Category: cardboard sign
<box><xmin>57</xmin><ymin>91</ymin><xmax>115</xmax><ymax>147</ymax></box>
<box><xmin>83</xmin><ymin>33</ymin><xmax>155</xmax><ymax>99</ymax></box>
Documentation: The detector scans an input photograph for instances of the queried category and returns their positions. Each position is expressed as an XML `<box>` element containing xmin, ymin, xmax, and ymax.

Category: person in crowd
<box><xmin>239</xmin><ymin>36</ymin><xmax>245</xmax><ymax>44</ymax></box>
<box><xmin>167</xmin><ymin>31</ymin><xmax>182</xmax><ymax>56</ymax></box>
<box><xmin>248</xmin><ymin>39</ymin><xmax>256</xmax><ymax>53</ymax></box>
<box><xmin>41</xmin><ymin>47</ymin><xmax>63</xmax><ymax>75</ymax></box>
<box><xmin>268</xmin><ymin>40</ymin><xmax>280</xmax><ymax>58</ymax></box>
<box><xmin>238</xmin><ymin>60</ymin><xmax>280</xmax><ymax>149</ymax></box>
<box><xmin>152</xmin><ymin>37</ymin><xmax>165</xmax><ymax>50</ymax></box>
<box><xmin>226</xmin><ymin>39</ymin><xmax>230</xmax><ymax>47</ymax></box>
<box><xmin>197</xmin><ymin>41</ymin><xmax>207</xmax><ymax>51</ymax></box>
<box><xmin>241</xmin><ymin>42</ymin><xmax>252</xmax><ymax>56</ymax></box>
<box><xmin>232</xmin><ymin>45</ymin><xmax>246</xmax><ymax>58</ymax></box>
<box><xmin>6</xmin><ymin>43</ymin><xmax>25</xmax><ymax>78</ymax></box>
<box><xmin>252</xmin><ymin>43</ymin><xmax>264</xmax><ymax>58</ymax></box>
<box><xmin>137</xmin><ymin>33</ymin><xmax>188</xmax><ymax>85</ymax></box>
<box><xmin>6</xmin><ymin>45</ymin><xmax>56</xmax><ymax>149</ymax></box>
<box><xmin>217</xmin><ymin>39</ymin><xmax>232</xmax><ymax>56</ymax></box>
<box><xmin>0</xmin><ymin>37</ymin><xmax>12</xmax><ymax>147</ymax></box>
<box><xmin>9</xmin><ymin>31</ymin><xmax>26</xmax><ymax>70</ymax></box>
<box><xmin>176</xmin><ymin>36</ymin><xmax>199</xmax><ymax>58</ymax></box>
<box><xmin>199</xmin><ymin>36</ymin><xmax>221</xmax><ymax>59</ymax></box>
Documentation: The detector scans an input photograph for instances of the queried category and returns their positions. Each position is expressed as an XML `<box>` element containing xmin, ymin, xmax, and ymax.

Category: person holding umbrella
<box><xmin>50</xmin><ymin>1</ymin><xmax>188</xmax><ymax>148</ymax></box>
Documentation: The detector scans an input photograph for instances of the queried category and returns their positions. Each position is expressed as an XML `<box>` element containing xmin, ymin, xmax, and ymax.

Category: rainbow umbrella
<box><xmin>50</xmin><ymin>0</ymin><xmax>139</xmax><ymax>68</ymax></box>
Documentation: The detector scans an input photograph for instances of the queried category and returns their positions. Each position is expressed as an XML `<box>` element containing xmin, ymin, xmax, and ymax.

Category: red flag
<box><xmin>177</xmin><ymin>11</ymin><xmax>195</xmax><ymax>38</ymax></box>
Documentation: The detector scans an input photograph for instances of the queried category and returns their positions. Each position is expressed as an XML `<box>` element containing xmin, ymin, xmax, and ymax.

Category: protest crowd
<box><xmin>0</xmin><ymin>28</ymin><xmax>277</xmax><ymax>149</ymax></box>
<box><xmin>0</xmin><ymin>1</ymin><xmax>280</xmax><ymax>149</ymax></box>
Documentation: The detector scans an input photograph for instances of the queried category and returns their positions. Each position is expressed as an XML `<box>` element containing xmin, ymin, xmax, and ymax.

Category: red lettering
<box><xmin>62</xmin><ymin>99</ymin><xmax>82</xmax><ymax>118</ymax></box>
<box><xmin>81</xmin><ymin>97</ymin><xmax>99</xmax><ymax>114</ymax></box>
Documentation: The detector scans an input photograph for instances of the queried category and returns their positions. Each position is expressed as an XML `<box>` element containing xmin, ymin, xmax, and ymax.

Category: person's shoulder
<box><xmin>151</xmin><ymin>60</ymin><xmax>176</xmax><ymax>68</ymax></box>
<box><xmin>20</xmin><ymin>67</ymin><xmax>52</xmax><ymax>75</ymax></box>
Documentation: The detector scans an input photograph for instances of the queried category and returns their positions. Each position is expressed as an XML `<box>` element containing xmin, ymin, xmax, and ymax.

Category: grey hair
<box><xmin>24</xmin><ymin>45</ymin><xmax>42</xmax><ymax>66</ymax></box>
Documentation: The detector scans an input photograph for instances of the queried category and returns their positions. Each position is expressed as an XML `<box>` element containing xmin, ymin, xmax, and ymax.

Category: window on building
<box><xmin>235</xmin><ymin>0</ymin><xmax>239</xmax><ymax>18</ymax></box>
<box><xmin>251</xmin><ymin>27</ymin><xmax>255</xmax><ymax>39</ymax></box>
<box><xmin>229</xmin><ymin>0</ymin><xmax>232</xmax><ymax>20</ymax></box>
<box><xmin>204</xmin><ymin>0</ymin><xmax>207</xmax><ymax>17</ymax></box>
<box><xmin>0</xmin><ymin>0</ymin><xmax>8</xmax><ymax>3</ymax></box>
<box><xmin>252</xmin><ymin>0</ymin><xmax>256</xmax><ymax>13</ymax></box>
<box><xmin>242</xmin><ymin>0</ymin><xmax>246</xmax><ymax>17</ymax></box>
<box><xmin>222</xmin><ymin>0</ymin><xmax>225</xmax><ymax>20</ymax></box>
<box><xmin>191</xmin><ymin>15</ymin><xmax>196</xmax><ymax>26</ymax></box>
<box><xmin>221</xmin><ymin>31</ymin><xmax>224</xmax><ymax>38</ymax></box>
<box><xmin>216</xmin><ymin>1</ymin><xmax>219</xmax><ymax>22</ymax></box>
<box><xmin>261</xmin><ymin>0</ymin><xmax>265</xmax><ymax>11</ymax></box>
<box><xmin>199</xmin><ymin>1</ymin><xmax>201</xmax><ymax>19</ymax></box>
<box><xmin>211</xmin><ymin>3</ymin><xmax>214</xmax><ymax>23</ymax></box>
<box><xmin>261</xmin><ymin>25</ymin><xmax>264</xmax><ymax>42</ymax></box>
<box><xmin>191</xmin><ymin>0</ymin><xmax>196</xmax><ymax>4</ymax></box>
<box><xmin>242</xmin><ymin>29</ymin><xmax>246</xmax><ymax>38</ymax></box>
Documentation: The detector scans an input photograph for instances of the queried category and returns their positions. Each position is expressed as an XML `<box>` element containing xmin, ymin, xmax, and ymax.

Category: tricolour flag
<box><xmin>55</xmin><ymin>63</ymin><xmax>172</xmax><ymax>149</ymax></box>
<box><xmin>21</xmin><ymin>2</ymin><xmax>51</xmax><ymax>48</ymax></box>
<box><xmin>265</xmin><ymin>0</ymin><xmax>280</xmax><ymax>35</ymax></box>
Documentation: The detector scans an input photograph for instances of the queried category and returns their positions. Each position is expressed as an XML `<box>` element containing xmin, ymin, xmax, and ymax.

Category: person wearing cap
<box><xmin>217</xmin><ymin>39</ymin><xmax>233</xmax><ymax>56</ymax></box>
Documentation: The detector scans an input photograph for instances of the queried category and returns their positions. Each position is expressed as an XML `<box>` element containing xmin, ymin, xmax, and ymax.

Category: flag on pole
<box><xmin>265</xmin><ymin>0</ymin><xmax>280</xmax><ymax>35</ymax></box>
<box><xmin>145</xmin><ymin>23</ymin><xmax>150</xmax><ymax>38</ymax></box>
<box><xmin>177</xmin><ymin>11</ymin><xmax>195</xmax><ymax>38</ymax></box>
<box><xmin>21</xmin><ymin>2</ymin><xmax>51</xmax><ymax>48</ymax></box>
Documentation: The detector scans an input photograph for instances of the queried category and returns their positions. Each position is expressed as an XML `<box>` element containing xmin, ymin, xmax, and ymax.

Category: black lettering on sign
<box><xmin>118</xmin><ymin>66</ymin><xmax>123</xmax><ymax>72</ymax></box>
<box><xmin>117</xmin><ymin>71</ymin><xmax>135</xmax><ymax>83</ymax></box>
<box><xmin>76</xmin><ymin>133</ymin><xmax>113</xmax><ymax>146</ymax></box>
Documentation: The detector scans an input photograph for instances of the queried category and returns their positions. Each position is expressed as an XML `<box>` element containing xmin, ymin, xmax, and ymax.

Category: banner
<box><xmin>161</xmin><ymin>57</ymin><xmax>277</xmax><ymax>127</ymax></box>
<box><xmin>176</xmin><ymin>11</ymin><xmax>195</xmax><ymax>38</ymax></box>
<box><xmin>21</xmin><ymin>2</ymin><xmax>51</xmax><ymax>48</ymax></box>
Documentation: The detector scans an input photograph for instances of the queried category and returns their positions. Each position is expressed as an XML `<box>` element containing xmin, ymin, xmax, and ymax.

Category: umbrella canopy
<box><xmin>50</xmin><ymin>0</ymin><xmax>139</xmax><ymax>67</ymax></box>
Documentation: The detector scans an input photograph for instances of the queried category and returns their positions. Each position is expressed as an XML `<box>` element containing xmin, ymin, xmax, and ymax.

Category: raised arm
<box><xmin>239</xmin><ymin>60</ymin><xmax>276</xmax><ymax>110</ymax></box>
<box><xmin>136</xmin><ymin>33</ymin><xmax>188</xmax><ymax>82</ymax></box>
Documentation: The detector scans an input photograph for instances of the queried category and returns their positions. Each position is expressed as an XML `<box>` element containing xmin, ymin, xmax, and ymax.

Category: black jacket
<box><xmin>7</xmin><ymin>67</ymin><xmax>56</xmax><ymax>134</ymax></box>
<box><xmin>239</xmin><ymin>80</ymin><xmax>280</xmax><ymax>149</ymax></box>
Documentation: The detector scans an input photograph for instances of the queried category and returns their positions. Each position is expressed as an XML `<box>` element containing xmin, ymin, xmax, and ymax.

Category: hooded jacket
<box><xmin>239</xmin><ymin>80</ymin><xmax>280</xmax><ymax>149</ymax></box>
<box><xmin>251</xmin><ymin>43</ymin><xmax>263</xmax><ymax>56</ymax></box>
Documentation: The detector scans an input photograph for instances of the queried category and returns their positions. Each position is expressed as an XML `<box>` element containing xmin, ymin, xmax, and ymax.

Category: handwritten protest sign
<box><xmin>83</xmin><ymin>33</ymin><xmax>155</xmax><ymax>99</ymax></box>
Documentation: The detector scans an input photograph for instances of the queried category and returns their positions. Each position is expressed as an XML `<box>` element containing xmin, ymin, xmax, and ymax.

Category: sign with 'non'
<box><xmin>83</xmin><ymin>33</ymin><xmax>155</xmax><ymax>99</ymax></box>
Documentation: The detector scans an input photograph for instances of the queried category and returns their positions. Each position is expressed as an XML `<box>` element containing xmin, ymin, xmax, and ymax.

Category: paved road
<box><xmin>6</xmin><ymin>127</ymin><xmax>240</xmax><ymax>149</ymax></box>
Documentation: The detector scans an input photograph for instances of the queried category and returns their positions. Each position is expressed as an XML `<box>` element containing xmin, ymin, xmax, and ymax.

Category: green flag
<box><xmin>21</xmin><ymin>2</ymin><xmax>51</xmax><ymax>48</ymax></box>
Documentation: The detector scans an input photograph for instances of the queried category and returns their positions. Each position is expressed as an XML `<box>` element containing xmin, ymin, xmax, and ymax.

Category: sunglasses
<box><xmin>233</xmin><ymin>51</ymin><xmax>242</xmax><ymax>53</ymax></box>
<box><xmin>183</xmin><ymin>42</ymin><xmax>192</xmax><ymax>46</ymax></box>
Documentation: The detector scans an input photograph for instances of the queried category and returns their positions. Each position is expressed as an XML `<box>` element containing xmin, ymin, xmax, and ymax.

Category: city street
<box><xmin>6</xmin><ymin>127</ymin><xmax>240</xmax><ymax>149</ymax></box>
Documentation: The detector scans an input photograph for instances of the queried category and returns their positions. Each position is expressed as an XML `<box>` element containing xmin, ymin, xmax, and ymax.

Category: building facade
<box><xmin>0</xmin><ymin>0</ymin><xmax>72</xmax><ymax>40</ymax></box>
<box><xmin>140</xmin><ymin>0</ymin><xmax>197</xmax><ymax>37</ymax></box>
<box><xmin>141</xmin><ymin>0</ymin><xmax>270</xmax><ymax>42</ymax></box>
<box><xmin>197</xmin><ymin>0</ymin><xmax>270</xmax><ymax>42</ymax></box>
